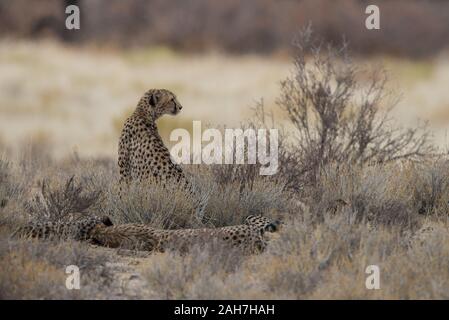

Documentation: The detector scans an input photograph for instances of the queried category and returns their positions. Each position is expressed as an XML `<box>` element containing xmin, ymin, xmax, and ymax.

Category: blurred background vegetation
<box><xmin>2</xmin><ymin>0</ymin><xmax>449</xmax><ymax>58</ymax></box>
<box><xmin>0</xmin><ymin>0</ymin><xmax>448</xmax><ymax>159</ymax></box>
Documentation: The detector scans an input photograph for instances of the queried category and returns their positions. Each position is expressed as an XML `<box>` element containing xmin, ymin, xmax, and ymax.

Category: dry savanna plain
<box><xmin>1</xmin><ymin>40</ymin><xmax>449</xmax><ymax>299</ymax></box>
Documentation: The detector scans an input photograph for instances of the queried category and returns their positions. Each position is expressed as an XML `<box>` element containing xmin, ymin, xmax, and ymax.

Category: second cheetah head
<box><xmin>244</xmin><ymin>215</ymin><xmax>282</xmax><ymax>233</ymax></box>
<box><xmin>139</xmin><ymin>89</ymin><xmax>183</xmax><ymax>119</ymax></box>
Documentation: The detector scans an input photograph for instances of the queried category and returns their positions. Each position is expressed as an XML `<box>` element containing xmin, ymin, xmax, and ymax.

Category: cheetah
<box><xmin>89</xmin><ymin>215</ymin><xmax>281</xmax><ymax>254</ymax></box>
<box><xmin>118</xmin><ymin>89</ymin><xmax>208</xmax><ymax>219</ymax></box>
<box><xmin>12</xmin><ymin>213</ymin><xmax>113</xmax><ymax>241</ymax></box>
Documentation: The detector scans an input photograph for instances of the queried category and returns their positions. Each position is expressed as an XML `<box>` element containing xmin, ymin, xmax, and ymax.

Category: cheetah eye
<box><xmin>166</xmin><ymin>99</ymin><xmax>176</xmax><ymax>108</ymax></box>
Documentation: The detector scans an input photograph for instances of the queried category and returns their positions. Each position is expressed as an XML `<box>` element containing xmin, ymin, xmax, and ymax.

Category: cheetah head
<box><xmin>139</xmin><ymin>89</ymin><xmax>183</xmax><ymax>119</ymax></box>
<box><xmin>244</xmin><ymin>215</ymin><xmax>282</xmax><ymax>233</ymax></box>
<box><xmin>74</xmin><ymin>215</ymin><xmax>114</xmax><ymax>241</ymax></box>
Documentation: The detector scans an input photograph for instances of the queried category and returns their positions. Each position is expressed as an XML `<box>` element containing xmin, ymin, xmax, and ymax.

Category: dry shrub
<box><xmin>264</xmin><ymin>28</ymin><xmax>433</xmax><ymax>192</ymax></box>
<box><xmin>2</xmin><ymin>147</ymin><xmax>449</xmax><ymax>299</ymax></box>
<box><xmin>143</xmin><ymin>245</ymin><xmax>248</xmax><ymax>299</ymax></box>
<box><xmin>208</xmin><ymin>122</ymin><xmax>265</xmax><ymax>193</ymax></box>
<box><xmin>311</xmin><ymin>163</ymin><xmax>419</xmax><ymax>229</ymax></box>
<box><xmin>248</xmin><ymin>217</ymin><xmax>379</xmax><ymax>299</ymax></box>
<box><xmin>140</xmin><ymin>213</ymin><xmax>449</xmax><ymax>299</ymax></box>
<box><xmin>378</xmin><ymin>228</ymin><xmax>449</xmax><ymax>299</ymax></box>
<box><xmin>204</xmin><ymin>176</ymin><xmax>289</xmax><ymax>227</ymax></box>
<box><xmin>104</xmin><ymin>167</ymin><xmax>290</xmax><ymax>228</ymax></box>
<box><xmin>0</xmin><ymin>251</ymin><xmax>69</xmax><ymax>300</ymax></box>
<box><xmin>199</xmin><ymin>165</ymin><xmax>291</xmax><ymax>226</ymax></box>
<box><xmin>25</xmin><ymin>175</ymin><xmax>102</xmax><ymax>221</ymax></box>
<box><xmin>104</xmin><ymin>178</ymin><xmax>198</xmax><ymax>229</ymax></box>
<box><xmin>0</xmin><ymin>236</ymin><xmax>112</xmax><ymax>299</ymax></box>
<box><xmin>211</xmin><ymin>162</ymin><xmax>260</xmax><ymax>194</ymax></box>
<box><xmin>282</xmin><ymin>214</ymin><xmax>449</xmax><ymax>299</ymax></box>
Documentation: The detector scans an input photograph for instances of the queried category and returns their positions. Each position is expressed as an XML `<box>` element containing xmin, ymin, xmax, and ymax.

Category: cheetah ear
<box><xmin>149</xmin><ymin>92</ymin><xmax>159</xmax><ymax>107</ymax></box>
<box><xmin>264</xmin><ymin>220</ymin><xmax>281</xmax><ymax>232</ymax></box>
<box><xmin>101</xmin><ymin>216</ymin><xmax>113</xmax><ymax>226</ymax></box>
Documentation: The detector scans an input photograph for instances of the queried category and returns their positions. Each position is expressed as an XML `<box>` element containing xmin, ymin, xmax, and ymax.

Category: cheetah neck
<box><xmin>134</xmin><ymin>106</ymin><xmax>158</xmax><ymax>131</ymax></box>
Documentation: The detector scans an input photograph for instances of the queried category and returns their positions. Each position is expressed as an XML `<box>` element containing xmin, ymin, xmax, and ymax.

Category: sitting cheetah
<box><xmin>12</xmin><ymin>213</ymin><xmax>113</xmax><ymax>241</ymax></box>
<box><xmin>118</xmin><ymin>89</ymin><xmax>208</xmax><ymax>219</ymax></box>
<box><xmin>89</xmin><ymin>215</ymin><xmax>281</xmax><ymax>254</ymax></box>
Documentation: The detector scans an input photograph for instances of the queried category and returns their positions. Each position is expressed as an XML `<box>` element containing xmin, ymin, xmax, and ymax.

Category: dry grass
<box><xmin>2</xmin><ymin>40</ymin><xmax>449</xmax><ymax>300</ymax></box>
<box><xmin>0</xmin><ymin>233</ymin><xmax>112</xmax><ymax>299</ymax></box>
<box><xmin>140</xmin><ymin>207</ymin><xmax>449</xmax><ymax>299</ymax></box>
<box><xmin>1</xmin><ymin>144</ymin><xmax>449</xmax><ymax>299</ymax></box>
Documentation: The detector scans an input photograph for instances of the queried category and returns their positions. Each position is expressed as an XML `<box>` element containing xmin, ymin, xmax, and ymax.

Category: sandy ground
<box><xmin>94</xmin><ymin>247</ymin><xmax>153</xmax><ymax>299</ymax></box>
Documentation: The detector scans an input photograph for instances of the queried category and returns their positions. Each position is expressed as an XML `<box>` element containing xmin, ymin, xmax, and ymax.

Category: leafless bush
<box><xmin>272</xmin><ymin>28</ymin><xmax>433</xmax><ymax>191</ymax></box>
<box><xmin>26</xmin><ymin>175</ymin><xmax>102</xmax><ymax>221</ymax></box>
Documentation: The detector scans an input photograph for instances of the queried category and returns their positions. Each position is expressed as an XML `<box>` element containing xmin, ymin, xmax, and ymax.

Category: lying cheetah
<box><xmin>118</xmin><ymin>89</ymin><xmax>208</xmax><ymax>219</ymax></box>
<box><xmin>12</xmin><ymin>213</ymin><xmax>113</xmax><ymax>241</ymax></box>
<box><xmin>90</xmin><ymin>215</ymin><xmax>281</xmax><ymax>254</ymax></box>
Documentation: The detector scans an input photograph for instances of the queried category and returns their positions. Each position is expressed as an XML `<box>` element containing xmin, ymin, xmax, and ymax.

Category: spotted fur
<box><xmin>90</xmin><ymin>215</ymin><xmax>281</xmax><ymax>254</ymax></box>
<box><xmin>118</xmin><ymin>89</ymin><xmax>208</xmax><ymax>219</ymax></box>
<box><xmin>12</xmin><ymin>213</ymin><xmax>113</xmax><ymax>241</ymax></box>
